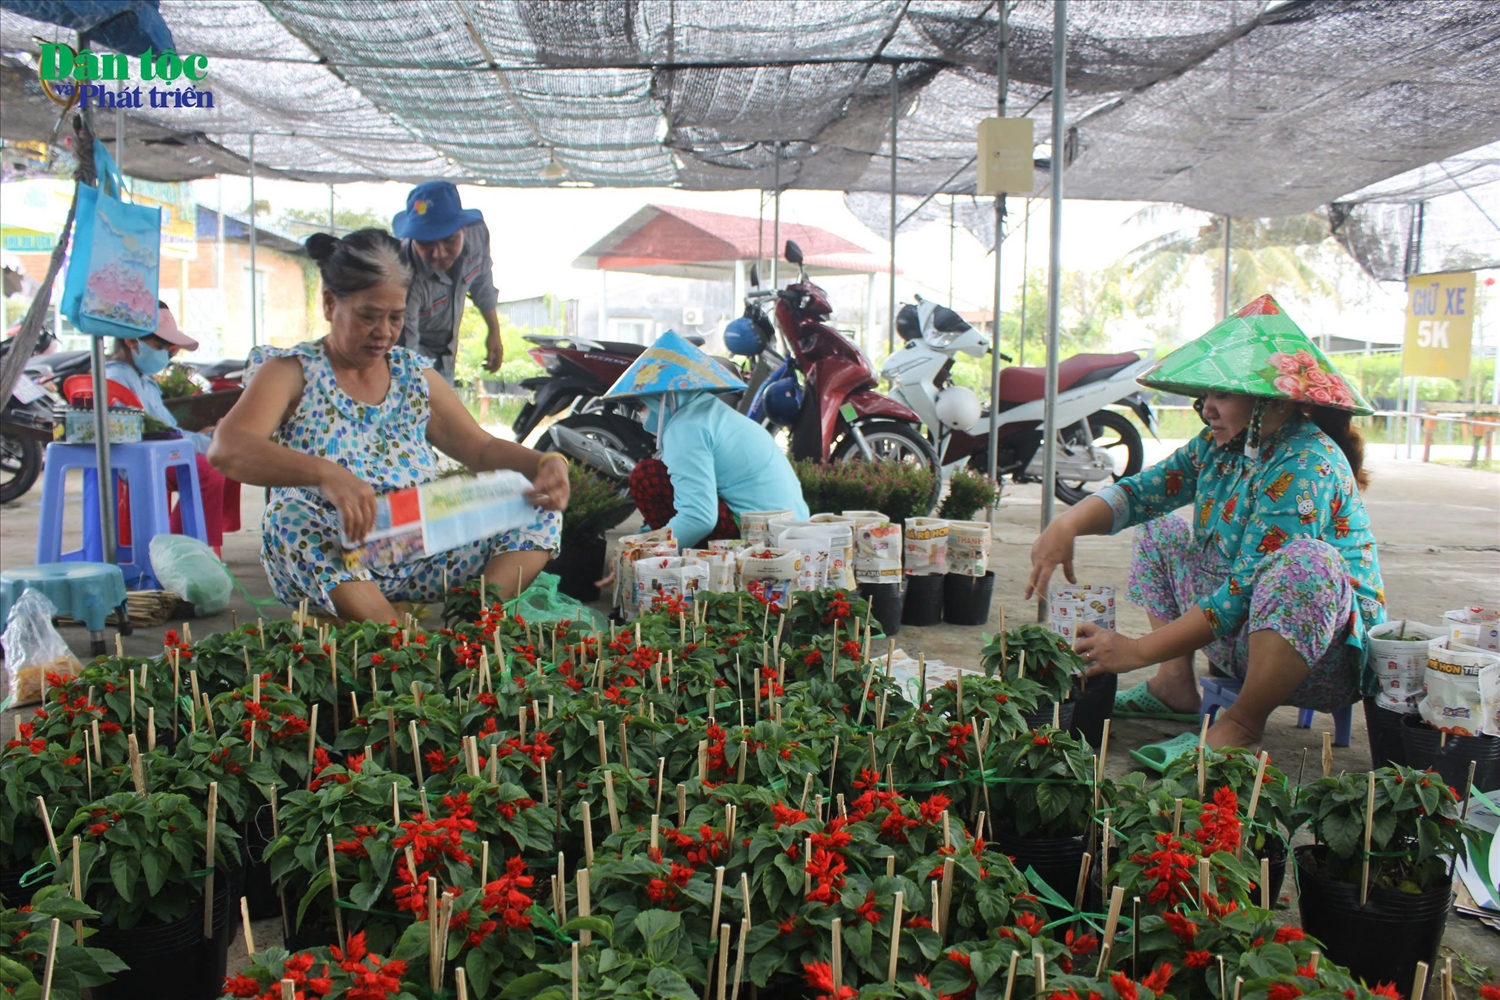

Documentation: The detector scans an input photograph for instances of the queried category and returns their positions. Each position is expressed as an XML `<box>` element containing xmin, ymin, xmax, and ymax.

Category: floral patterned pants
<box><xmin>1127</xmin><ymin>515</ymin><xmax>1360</xmax><ymax>711</ymax></box>
<box><xmin>261</xmin><ymin>487</ymin><xmax>561</xmax><ymax>615</ymax></box>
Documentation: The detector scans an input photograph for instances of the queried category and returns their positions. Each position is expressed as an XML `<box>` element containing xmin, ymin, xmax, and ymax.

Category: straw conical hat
<box><xmin>602</xmin><ymin>329</ymin><xmax>746</xmax><ymax>399</ymax></box>
<box><xmin>1138</xmin><ymin>294</ymin><xmax>1373</xmax><ymax>415</ymax></box>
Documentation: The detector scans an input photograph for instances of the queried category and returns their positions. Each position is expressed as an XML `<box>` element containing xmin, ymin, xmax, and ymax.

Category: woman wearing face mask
<box><xmin>105</xmin><ymin>302</ymin><xmax>232</xmax><ymax>551</ymax></box>
<box><xmin>209</xmin><ymin>229</ymin><xmax>569</xmax><ymax>623</ymax></box>
<box><xmin>1026</xmin><ymin>295</ymin><xmax>1386</xmax><ymax>762</ymax></box>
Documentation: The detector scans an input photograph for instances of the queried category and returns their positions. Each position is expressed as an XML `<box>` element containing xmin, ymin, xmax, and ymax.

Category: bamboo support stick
<box><xmin>571</xmin><ymin>941</ymin><xmax>580</xmax><ymax>1000</ymax></box>
<box><xmin>887</xmin><ymin>890</ymin><xmax>904</xmax><ymax>983</ymax></box>
<box><xmin>70</xmin><ymin>836</ymin><xmax>83</xmax><ymax>945</ymax></box>
<box><xmin>717</xmin><ymin>923</ymin><xmax>731</xmax><ymax>1000</ymax></box>
<box><xmin>1360</xmin><ymin>770</ymin><xmax>1376</xmax><ymax>906</ymax></box>
<box><xmin>36</xmin><ymin>796</ymin><xmax>60</xmax><ymax>867</ymax></box>
<box><xmin>241</xmin><ymin>897</ymin><xmax>256</xmax><ymax>956</ymax></box>
<box><xmin>203</xmin><ymin>782</ymin><xmax>219</xmax><ymax>938</ymax></box>
<box><xmin>1410</xmin><ymin>962</ymin><xmax>1430</xmax><ymax>1000</ymax></box>
<box><xmin>582</xmin><ymin>801</ymin><xmax>595</xmax><ymax>866</ymax></box>
<box><xmin>710</xmin><ymin>866</ymin><xmax>725</xmax><ymax>937</ymax></box>
<box><xmin>39</xmin><ymin>918</ymin><xmax>60</xmax><ymax>1000</ymax></box>
<box><xmin>1075</xmin><ymin>853</ymin><xmax>1093</xmax><ymax>911</ymax></box>
<box><xmin>1260</xmin><ymin>857</ymin><xmax>1271</xmax><ymax>910</ymax></box>
<box><xmin>731</xmin><ymin>918</ymin><xmax>748</xmax><ymax>1000</ymax></box>
<box><xmin>603</xmin><ymin>770</ymin><xmax>621</xmax><ymax>833</ymax></box>
<box><xmin>830</xmin><ymin>918</ymin><xmax>842</xmax><ymax>994</ymax></box>
<box><xmin>1002</xmin><ymin>952</ymin><xmax>1019</xmax><ymax>1000</ymax></box>
<box><xmin>409</xmin><ymin>719</ymin><xmax>423</xmax><ymax>786</ymax></box>
<box><xmin>1098</xmin><ymin>886</ymin><xmax>1124</xmax><ymax>976</ymax></box>
<box><xmin>577</xmin><ymin>868</ymin><xmax>592</xmax><ymax>946</ymax></box>
<box><xmin>127</xmin><ymin>734</ymin><xmax>146</xmax><ymax>793</ymax></box>
<box><xmin>326</xmin><ymin>833</ymin><xmax>344</xmax><ymax>949</ymax></box>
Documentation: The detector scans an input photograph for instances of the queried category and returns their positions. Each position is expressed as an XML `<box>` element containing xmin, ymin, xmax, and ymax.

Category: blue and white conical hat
<box><xmin>602</xmin><ymin>329</ymin><xmax>746</xmax><ymax>399</ymax></box>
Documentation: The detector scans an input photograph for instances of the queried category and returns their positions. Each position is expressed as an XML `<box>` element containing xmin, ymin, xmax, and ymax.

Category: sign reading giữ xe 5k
<box><xmin>1403</xmin><ymin>271</ymin><xmax>1476</xmax><ymax>381</ymax></box>
<box><xmin>36</xmin><ymin>43</ymin><xmax>213</xmax><ymax>110</ymax></box>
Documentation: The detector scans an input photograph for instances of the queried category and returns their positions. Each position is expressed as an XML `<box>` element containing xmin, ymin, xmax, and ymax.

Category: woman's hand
<box><xmin>1026</xmin><ymin>517</ymin><xmax>1078</xmax><ymax>599</ymax></box>
<box><xmin>319</xmin><ymin>463</ymin><xmax>379</xmax><ymax>543</ymax></box>
<box><xmin>1074</xmin><ymin>622</ymin><xmax>1148</xmax><ymax>676</ymax></box>
<box><xmin>527</xmin><ymin>455</ymin><xmax>570</xmax><ymax>512</ymax></box>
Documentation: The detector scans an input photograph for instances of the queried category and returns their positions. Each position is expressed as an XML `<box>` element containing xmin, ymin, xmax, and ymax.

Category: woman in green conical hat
<box><xmin>1025</xmin><ymin>295</ymin><xmax>1387</xmax><ymax>759</ymax></box>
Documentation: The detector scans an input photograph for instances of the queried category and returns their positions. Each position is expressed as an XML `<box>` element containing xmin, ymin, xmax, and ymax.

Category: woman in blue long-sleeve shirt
<box><xmin>601</xmin><ymin>330</ymin><xmax>808</xmax><ymax>549</ymax></box>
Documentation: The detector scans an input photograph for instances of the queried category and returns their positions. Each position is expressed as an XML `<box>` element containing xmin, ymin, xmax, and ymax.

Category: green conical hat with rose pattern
<box><xmin>1137</xmin><ymin>294</ymin><xmax>1373</xmax><ymax>415</ymax></box>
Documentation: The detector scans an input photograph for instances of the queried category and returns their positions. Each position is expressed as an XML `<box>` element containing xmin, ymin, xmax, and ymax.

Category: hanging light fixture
<box><xmin>540</xmin><ymin>149</ymin><xmax>567</xmax><ymax>180</ymax></box>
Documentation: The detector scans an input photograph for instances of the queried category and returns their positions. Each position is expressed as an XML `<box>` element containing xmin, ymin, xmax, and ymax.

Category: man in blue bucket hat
<box><xmin>392</xmin><ymin>180</ymin><xmax>502</xmax><ymax>383</ymax></box>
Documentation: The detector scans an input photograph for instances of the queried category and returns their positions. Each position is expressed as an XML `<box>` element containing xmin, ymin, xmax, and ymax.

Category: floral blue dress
<box><xmin>248</xmin><ymin>341</ymin><xmax>560</xmax><ymax>613</ymax></box>
<box><xmin>1095</xmin><ymin>417</ymin><xmax>1387</xmax><ymax>709</ymax></box>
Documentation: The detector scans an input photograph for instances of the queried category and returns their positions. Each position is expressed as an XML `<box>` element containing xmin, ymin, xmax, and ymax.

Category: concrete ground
<box><xmin>3</xmin><ymin>446</ymin><xmax>1497</xmax><ymax>985</ymax></box>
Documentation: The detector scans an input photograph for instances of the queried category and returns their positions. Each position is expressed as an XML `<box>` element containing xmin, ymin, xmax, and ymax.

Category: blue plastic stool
<box><xmin>35</xmin><ymin>440</ymin><xmax>207</xmax><ymax>591</ymax></box>
<box><xmin>1</xmin><ymin>563</ymin><xmax>128</xmax><ymax>656</ymax></box>
<box><xmin>1200</xmin><ymin>675</ymin><xmax>1353</xmax><ymax>747</ymax></box>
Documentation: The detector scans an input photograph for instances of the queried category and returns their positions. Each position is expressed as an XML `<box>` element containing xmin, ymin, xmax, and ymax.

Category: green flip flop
<box><xmin>1129</xmin><ymin>731</ymin><xmax>1204</xmax><ymax>775</ymax></box>
<box><xmin>1113</xmin><ymin>683</ymin><xmax>1199</xmax><ymax>723</ymax></box>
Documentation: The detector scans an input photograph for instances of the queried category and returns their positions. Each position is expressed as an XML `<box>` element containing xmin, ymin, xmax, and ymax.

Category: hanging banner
<box><xmin>1403</xmin><ymin>271</ymin><xmax>1475</xmax><ymax>380</ymax></box>
<box><xmin>976</xmin><ymin>117</ymin><xmax>1034</xmax><ymax>196</ymax></box>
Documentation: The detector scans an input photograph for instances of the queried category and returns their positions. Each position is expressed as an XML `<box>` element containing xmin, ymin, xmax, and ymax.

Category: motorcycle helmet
<box><xmin>723</xmin><ymin>316</ymin><xmax>761</xmax><ymax>357</ymax></box>
<box><xmin>895</xmin><ymin>303</ymin><xmax>921</xmax><ymax>342</ymax></box>
<box><xmin>762</xmin><ymin>376</ymin><xmax>803</xmax><ymax>427</ymax></box>
<box><xmin>934</xmin><ymin>385</ymin><xmax>982</xmax><ymax>432</ymax></box>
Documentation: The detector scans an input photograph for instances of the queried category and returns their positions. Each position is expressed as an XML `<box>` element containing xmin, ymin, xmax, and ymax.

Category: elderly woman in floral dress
<box><xmin>1027</xmin><ymin>295</ymin><xmax>1386</xmax><ymax>762</ymax></box>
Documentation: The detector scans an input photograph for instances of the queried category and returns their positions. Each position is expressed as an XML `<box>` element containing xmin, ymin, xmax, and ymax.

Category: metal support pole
<box><xmin>328</xmin><ymin>183</ymin><xmax>336</xmax><ymax>236</ymax></box>
<box><xmin>1039</xmin><ymin>0</ymin><xmax>1067</xmax><ymax>542</ymax></box>
<box><xmin>248</xmin><ymin>132</ymin><xmax>259</xmax><ymax>349</ymax></box>
<box><xmin>948</xmin><ymin>197</ymin><xmax>955</xmax><ymax>304</ymax></box>
<box><xmin>1220</xmin><ymin>216</ymin><xmax>1232</xmax><ymax>320</ymax></box>
<box><xmin>888</xmin><ymin>70</ymin><xmax>899</xmax><ymax>354</ymax></box>
<box><xmin>771</xmin><ymin>145</ymin><xmax>781</xmax><ymax>289</ymax></box>
<box><xmin>986</xmin><ymin>0</ymin><xmax>1009</xmax><ymax>488</ymax></box>
<box><xmin>1404</xmin><ymin>202</ymin><xmax>1425</xmax><ymax>458</ymax></box>
<box><xmin>1018</xmin><ymin>198</ymin><xmax>1030</xmax><ymax>366</ymax></box>
<box><xmin>91</xmin><ymin>108</ymin><xmax>123</xmax><ymax>568</ymax></box>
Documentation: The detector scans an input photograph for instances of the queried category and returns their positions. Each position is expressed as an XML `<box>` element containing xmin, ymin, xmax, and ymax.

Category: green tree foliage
<box><xmin>277</xmin><ymin>205</ymin><xmax>392</xmax><ymax>238</ymax></box>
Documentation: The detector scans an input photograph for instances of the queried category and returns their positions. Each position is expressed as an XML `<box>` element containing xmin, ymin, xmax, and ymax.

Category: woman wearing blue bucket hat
<box><xmin>392</xmin><ymin>180</ymin><xmax>502</xmax><ymax>383</ymax></box>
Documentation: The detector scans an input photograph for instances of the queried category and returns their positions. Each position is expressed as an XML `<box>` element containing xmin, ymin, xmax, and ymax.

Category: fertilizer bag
<box><xmin>848</xmin><ymin>514</ymin><xmax>902</xmax><ymax>584</ymax></box>
<box><xmin>1049</xmin><ymin>584</ymin><xmax>1117</xmax><ymax>640</ymax></box>
<box><xmin>946</xmin><ymin>521</ymin><xmax>992</xmax><ymax>577</ymax></box>
<box><xmin>903</xmin><ymin>518</ymin><xmax>949</xmax><ymax>576</ymax></box>
<box><xmin>1444</xmin><ymin>606</ymin><xmax>1500</xmax><ymax>652</ymax></box>
<box><xmin>1</xmin><ymin>590</ymin><xmax>83</xmax><ymax>708</ymax></box>
<box><xmin>1366</xmin><ymin>620</ymin><xmax>1445</xmax><ymax>714</ymax></box>
<box><xmin>149</xmin><ymin>534</ymin><xmax>234</xmax><ymax>615</ymax></box>
<box><xmin>634</xmin><ymin>556</ymin><xmax>710</xmax><ymax>615</ymax></box>
<box><xmin>1418</xmin><ymin>639</ymin><xmax>1500</xmax><ymax>736</ymax></box>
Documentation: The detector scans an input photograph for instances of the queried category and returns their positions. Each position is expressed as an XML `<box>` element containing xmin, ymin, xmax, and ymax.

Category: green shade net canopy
<box><xmin>1137</xmin><ymin>294</ymin><xmax>1374</xmax><ymax>416</ymax></box>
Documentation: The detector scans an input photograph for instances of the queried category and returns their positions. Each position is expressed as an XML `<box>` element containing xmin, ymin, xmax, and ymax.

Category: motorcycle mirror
<box><xmin>784</xmin><ymin>240</ymin><xmax>803</xmax><ymax>266</ymax></box>
<box><xmin>749</xmin><ymin>263</ymin><xmax>760</xmax><ymax>288</ymax></box>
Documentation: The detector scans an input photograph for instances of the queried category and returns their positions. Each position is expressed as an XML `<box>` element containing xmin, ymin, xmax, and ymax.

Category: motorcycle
<box><xmin>882</xmin><ymin>295</ymin><xmax>1157</xmax><ymax>504</ymax></box>
<box><xmin>1</xmin><ymin>324</ymin><xmax>87</xmax><ymax>504</ymax></box>
<box><xmin>732</xmin><ymin>241</ymin><xmax>940</xmax><ymax>501</ymax></box>
<box><xmin>510</xmin><ymin>334</ymin><xmax>672</xmax><ymax>479</ymax></box>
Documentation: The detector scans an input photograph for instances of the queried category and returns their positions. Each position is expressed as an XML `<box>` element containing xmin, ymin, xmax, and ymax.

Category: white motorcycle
<box><xmin>880</xmin><ymin>296</ymin><xmax>1158</xmax><ymax>504</ymax></box>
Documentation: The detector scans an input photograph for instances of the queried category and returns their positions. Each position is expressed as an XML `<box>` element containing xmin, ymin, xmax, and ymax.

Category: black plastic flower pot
<box><xmin>1022</xmin><ymin>699</ymin><xmax>1077</xmax><ymax>732</ymax></box>
<box><xmin>0</xmin><ymin>861</ymin><xmax>33</xmax><ymax>907</ymax></box>
<box><xmin>1364</xmin><ymin>698</ymin><xmax>1410</xmax><ymax>770</ymax></box>
<box><xmin>901</xmin><ymin>574</ymin><xmax>945</xmax><ymax>627</ymax></box>
<box><xmin>242</xmin><ymin>806</ymin><xmax>281</xmax><ymax>920</ymax></box>
<box><xmin>858</xmin><ymin>581</ymin><xmax>904</xmax><ymax>636</ymax></box>
<box><xmin>548</xmin><ymin>535</ymin><xmax>608</xmax><ymax>603</ymax></box>
<box><xmin>1399</xmin><ymin>714</ymin><xmax>1500</xmax><ymax>791</ymax></box>
<box><xmin>1294</xmin><ymin>844</ymin><xmax>1451</xmax><ymax>989</ymax></box>
<box><xmin>1069</xmin><ymin>672</ymin><xmax>1117</xmax><ymax>752</ymax></box>
<box><xmin>1255</xmin><ymin>833</ymin><xmax>1288</xmax><ymax>908</ymax></box>
<box><xmin>91</xmin><ymin>866</ymin><xmax>233</xmax><ymax>1000</ymax></box>
<box><xmin>995</xmin><ymin>830</ymin><xmax>1086</xmax><ymax>917</ymax></box>
<box><xmin>942</xmin><ymin>571</ymin><xmax>995</xmax><ymax>626</ymax></box>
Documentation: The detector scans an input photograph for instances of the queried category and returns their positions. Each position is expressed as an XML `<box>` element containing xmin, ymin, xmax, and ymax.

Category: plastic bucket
<box><xmin>995</xmin><ymin>831</ymin><xmax>1086</xmax><ymax>916</ymax></box>
<box><xmin>859</xmin><ymin>582</ymin><xmax>904</xmax><ymax>636</ymax></box>
<box><xmin>1364</xmin><ymin>698</ymin><xmax>1409</xmax><ymax>770</ymax></box>
<box><xmin>1069</xmin><ymin>672</ymin><xmax>1117</xmax><ymax>752</ymax></box>
<box><xmin>901</xmin><ymin>574</ymin><xmax>945</xmax><ymax>626</ymax></box>
<box><xmin>1294</xmin><ymin>844</ymin><xmax>1450</xmax><ymax>989</ymax></box>
<box><xmin>943</xmin><ymin>572</ymin><xmax>995</xmax><ymax>626</ymax></box>
<box><xmin>92</xmin><ymin>866</ymin><xmax>232</xmax><ymax>1000</ymax></box>
<box><xmin>1400</xmin><ymin>714</ymin><xmax>1500</xmax><ymax>791</ymax></box>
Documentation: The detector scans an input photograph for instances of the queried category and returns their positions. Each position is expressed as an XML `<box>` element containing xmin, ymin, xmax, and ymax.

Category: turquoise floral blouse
<box><xmin>1095</xmin><ymin>417</ymin><xmax>1386</xmax><ymax>650</ymax></box>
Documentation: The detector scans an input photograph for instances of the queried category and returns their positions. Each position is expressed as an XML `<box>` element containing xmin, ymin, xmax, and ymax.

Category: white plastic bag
<box><xmin>777</xmin><ymin>523</ymin><xmax>838</xmax><ymax>591</ymax></box>
<box><xmin>738</xmin><ymin>546</ymin><xmax>803</xmax><ymax>609</ymax></box>
<box><xmin>1049</xmin><ymin>584</ymin><xmax>1117</xmax><ymax>640</ymax></box>
<box><xmin>149</xmin><ymin>534</ymin><xmax>234</xmax><ymax>615</ymax></box>
<box><xmin>634</xmin><ymin>556</ymin><xmax>710</xmax><ymax>615</ymax></box>
<box><xmin>848</xmin><ymin>514</ymin><xmax>902</xmax><ymax>584</ymax></box>
<box><xmin>1444</xmin><ymin>606</ymin><xmax>1500</xmax><ymax>652</ymax></box>
<box><xmin>1</xmin><ymin>590</ymin><xmax>83</xmax><ymax>708</ymax></box>
<box><xmin>808</xmin><ymin>514</ymin><xmax>856</xmax><ymax>589</ymax></box>
<box><xmin>683</xmin><ymin>548</ymin><xmax>738</xmax><ymax>592</ymax></box>
<box><xmin>740</xmin><ymin>510</ymin><xmax>795</xmax><ymax>547</ymax></box>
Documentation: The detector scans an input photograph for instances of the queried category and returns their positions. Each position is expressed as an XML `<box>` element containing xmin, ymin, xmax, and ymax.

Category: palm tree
<box><xmin>1123</xmin><ymin>212</ymin><xmax>1339</xmax><ymax>321</ymax></box>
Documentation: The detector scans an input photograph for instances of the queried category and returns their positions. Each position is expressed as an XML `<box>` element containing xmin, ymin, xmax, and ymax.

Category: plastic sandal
<box><xmin>1113</xmin><ymin>683</ymin><xmax>1199</xmax><ymax>722</ymax></box>
<box><xmin>1129</xmin><ymin>731</ymin><xmax>1204</xmax><ymax>775</ymax></box>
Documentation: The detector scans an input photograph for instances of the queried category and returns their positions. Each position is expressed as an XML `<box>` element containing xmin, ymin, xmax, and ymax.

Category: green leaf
<box><xmin>501</xmin><ymin>972</ymin><xmax>558</xmax><ymax>998</ymax></box>
<box><xmin>645</xmin><ymin>966</ymin><xmax>695</xmax><ymax>999</ymax></box>
<box><xmin>110</xmin><ymin>851</ymin><xmax>133</xmax><ymax>903</ymax></box>
<box><xmin>560</xmin><ymin>915</ymin><xmax>615</xmax><ymax>941</ymax></box>
<box><xmin>140</xmin><ymin>851</ymin><xmax>165</xmax><ymax>896</ymax></box>
<box><xmin>347</xmin><ymin>879</ymin><xmax>381</xmax><ymax>911</ymax></box>
<box><xmin>634</xmin><ymin>910</ymin><xmax>682</xmax><ymax>963</ymax></box>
